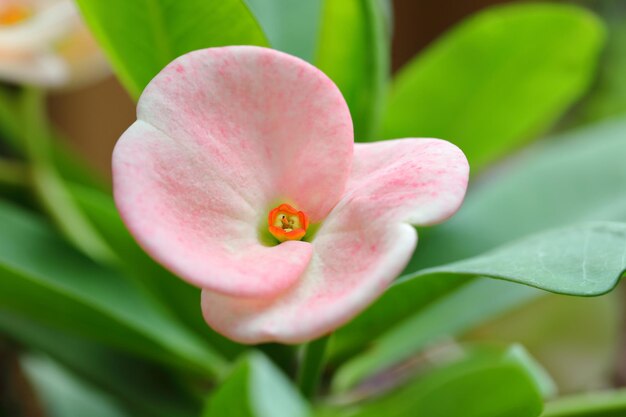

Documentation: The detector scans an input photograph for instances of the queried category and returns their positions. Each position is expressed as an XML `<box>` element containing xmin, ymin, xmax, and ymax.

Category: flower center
<box><xmin>0</xmin><ymin>4</ymin><xmax>30</xmax><ymax>26</ymax></box>
<box><xmin>268</xmin><ymin>203</ymin><xmax>308</xmax><ymax>242</ymax></box>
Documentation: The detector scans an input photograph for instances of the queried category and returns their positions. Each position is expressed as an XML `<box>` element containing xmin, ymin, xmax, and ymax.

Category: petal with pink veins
<box><xmin>113</xmin><ymin>46</ymin><xmax>353</xmax><ymax>297</ymax></box>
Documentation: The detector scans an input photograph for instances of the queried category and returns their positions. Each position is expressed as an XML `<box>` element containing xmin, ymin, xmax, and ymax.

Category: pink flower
<box><xmin>113</xmin><ymin>46</ymin><xmax>469</xmax><ymax>344</ymax></box>
<box><xmin>0</xmin><ymin>0</ymin><xmax>109</xmax><ymax>88</ymax></box>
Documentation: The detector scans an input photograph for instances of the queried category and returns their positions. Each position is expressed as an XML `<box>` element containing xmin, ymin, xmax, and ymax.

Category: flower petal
<box><xmin>114</xmin><ymin>46</ymin><xmax>353</xmax><ymax>297</ymax></box>
<box><xmin>136</xmin><ymin>46</ymin><xmax>353</xmax><ymax>221</ymax></box>
<box><xmin>202</xmin><ymin>222</ymin><xmax>416</xmax><ymax>344</ymax></box>
<box><xmin>345</xmin><ymin>138</ymin><xmax>470</xmax><ymax>225</ymax></box>
<box><xmin>114</xmin><ymin>121</ymin><xmax>313</xmax><ymax>297</ymax></box>
<box><xmin>201</xmin><ymin>138</ymin><xmax>469</xmax><ymax>343</ymax></box>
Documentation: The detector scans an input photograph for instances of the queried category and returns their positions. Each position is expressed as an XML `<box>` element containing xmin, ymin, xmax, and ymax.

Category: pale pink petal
<box><xmin>346</xmin><ymin>138</ymin><xmax>470</xmax><ymax>226</ymax></box>
<box><xmin>114</xmin><ymin>121</ymin><xmax>313</xmax><ymax>297</ymax></box>
<box><xmin>114</xmin><ymin>46</ymin><xmax>353</xmax><ymax>297</ymax></box>
<box><xmin>137</xmin><ymin>46</ymin><xmax>353</xmax><ymax>222</ymax></box>
<box><xmin>201</xmin><ymin>139</ymin><xmax>469</xmax><ymax>343</ymax></box>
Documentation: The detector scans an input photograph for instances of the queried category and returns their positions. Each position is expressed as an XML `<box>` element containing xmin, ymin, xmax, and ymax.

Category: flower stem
<box><xmin>297</xmin><ymin>334</ymin><xmax>330</xmax><ymax>400</ymax></box>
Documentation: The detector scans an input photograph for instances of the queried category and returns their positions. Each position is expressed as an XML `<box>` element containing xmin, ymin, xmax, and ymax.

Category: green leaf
<box><xmin>316</xmin><ymin>0</ymin><xmax>391</xmax><ymax>140</ymax></box>
<box><xmin>20</xmin><ymin>88</ymin><xmax>114</xmax><ymax>263</ymax></box>
<box><xmin>334</xmin><ymin>222</ymin><xmax>626</xmax><ymax>390</ymax></box>
<box><xmin>330</xmin><ymin>274</ymin><xmax>469</xmax><ymax>362</ymax></box>
<box><xmin>542</xmin><ymin>389</ymin><xmax>626</xmax><ymax>417</ymax></box>
<box><xmin>75</xmin><ymin>0</ymin><xmax>268</xmax><ymax>99</ymax></box>
<box><xmin>0</xmin><ymin>311</ymin><xmax>198</xmax><ymax>417</ymax></box>
<box><xmin>203</xmin><ymin>352</ymin><xmax>310</xmax><ymax>417</ymax></box>
<box><xmin>381</xmin><ymin>3</ymin><xmax>605</xmax><ymax>170</ymax></box>
<box><xmin>321</xmin><ymin>345</ymin><xmax>545</xmax><ymax>417</ymax></box>
<box><xmin>413</xmin><ymin>222</ymin><xmax>626</xmax><ymax>296</ymax></box>
<box><xmin>243</xmin><ymin>0</ymin><xmax>322</xmax><ymax>62</ymax></box>
<box><xmin>568</xmin><ymin>1</ymin><xmax>626</xmax><ymax>126</ymax></box>
<box><xmin>466</xmin><ymin>291</ymin><xmax>620</xmax><ymax>393</ymax></box>
<box><xmin>333</xmin><ymin>278</ymin><xmax>542</xmax><ymax>391</ymax></box>
<box><xmin>408</xmin><ymin>118</ymin><xmax>626</xmax><ymax>272</ymax></box>
<box><xmin>0</xmin><ymin>199</ymin><xmax>228</xmax><ymax>379</ymax></box>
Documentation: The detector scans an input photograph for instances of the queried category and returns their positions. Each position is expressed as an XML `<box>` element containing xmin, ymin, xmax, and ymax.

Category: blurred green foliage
<box><xmin>75</xmin><ymin>0</ymin><xmax>268</xmax><ymax>99</ymax></box>
<box><xmin>382</xmin><ymin>3</ymin><xmax>604</xmax><ymax>171</ymax></box>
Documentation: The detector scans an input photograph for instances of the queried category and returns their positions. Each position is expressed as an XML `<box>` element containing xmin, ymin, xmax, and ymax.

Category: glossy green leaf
<box><xmin>382</xmin><ymin>3</ymin><xmax>605</xmax><ymax>169</ymax></box>
<box><xmin>335</xmin><ymin>222</ymin><xmax>626</xmax><ymax>390</ymax></box>
<box><xmin>321</xmin><ymin>345</ymin><xmax>544</xmax><ymax>417</ymax></box>
<box><xmin>542</xmin><ymin>389</ymin><xmax>626</xmax><ymax>417</ymax></box>
<box><xmin>0</xmin><ymin>199</ymin><xmax>228</xmax><ymax>379</ymax></box>
<box><xmin>203</xmin><ymin>352</ymin><xmax>310</xmax><ymax>417</ymax></box>
<box><xmin>0</xmin><ymin>311</ymin><xmax>198</xmax><ymax>417</ymax></box>
<box><xmin>316</xmin><ymin>0</ymin><xmax>391</xmax><ymax>140</ymax></box>
<box><xmin>413</xmin><ymin>222</ymin><xmax>626</xmax><ymax>296</ymax></box>
<box><xmin>76</xmin><ymin>0</ymin><xmax>268</xmax><ymax>99</ymax></box>
<box><xmin>243</xmin><ymin>0</ymin><xmax>322</xmax><ymax>62</ymax></box>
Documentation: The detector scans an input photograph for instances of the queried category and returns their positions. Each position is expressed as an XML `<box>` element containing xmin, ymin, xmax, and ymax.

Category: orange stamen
<box><xmin>268</xmin><ymin>203</ymin><xmax>309</xmax><ymax>243</ymax></box>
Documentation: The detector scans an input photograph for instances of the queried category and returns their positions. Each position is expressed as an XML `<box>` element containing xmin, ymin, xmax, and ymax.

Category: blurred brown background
<box><xmin>49</xmin><ymin>0</ymin><xmax>515</xmax><ymax>180</ymax></box>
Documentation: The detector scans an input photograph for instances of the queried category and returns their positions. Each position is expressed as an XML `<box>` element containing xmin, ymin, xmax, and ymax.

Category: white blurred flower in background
<box><xmin>0</xmin><ymin>0</ymin><xmax>108</xmax><ymax>88</ymax></box>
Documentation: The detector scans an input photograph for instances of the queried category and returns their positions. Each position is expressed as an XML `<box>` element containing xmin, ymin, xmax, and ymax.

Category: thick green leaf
<box><xmin>0</xmin><ymin>199</ymin><xmax>228</xmax><ymax>378</ymax></box>
<box><xmin>334</xmin><ymin>222</ymin><xmax>626</xmax><ymax>390</ymax></box>
<box><xmin>321</xmin><ymin>345</ymin><xmax>544</xmax><ymax>417</ymax></box>
<box><xmin>203</xmin><ymin>352</ymin><xmax>310</xmax><ymax>417</ymax></box>
<box><xmin>542</xmin><ymin>389</ymin><xmax>626</xmax><ymax>417</ymax></box>
<box><xmin>413</xmin><ymin>222</ymin><xmax>626</xmax><ymax>296</ymax></box>
<box><xmin>0</xmin><ymin>311</ymin><xmax>198</xmax><ymax>417</ymax></box>
<box><xmin>76</xmin><ymin>0</ymin><xmax>268</xmax><ymax>99</ymax></box>
<box><xmin>316</xmin><ymin>0</ymin><xmax>391</xmax><ymax>140</ymax></box>
<box><xmin>382</xmin><ymin>3</ymin><xmax>605</xmax><ymax>170</ymax></box>
<box><xmin>243</xmin><ymin>0</ymin><xmax>322</xmax><ymax>62</ymax></box>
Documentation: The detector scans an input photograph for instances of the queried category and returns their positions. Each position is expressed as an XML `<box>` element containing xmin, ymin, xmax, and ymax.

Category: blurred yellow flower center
<box><xmin>0</xmin><ymin>4</ymin><xmax>30</xmax><ymax>25</ymax></box>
